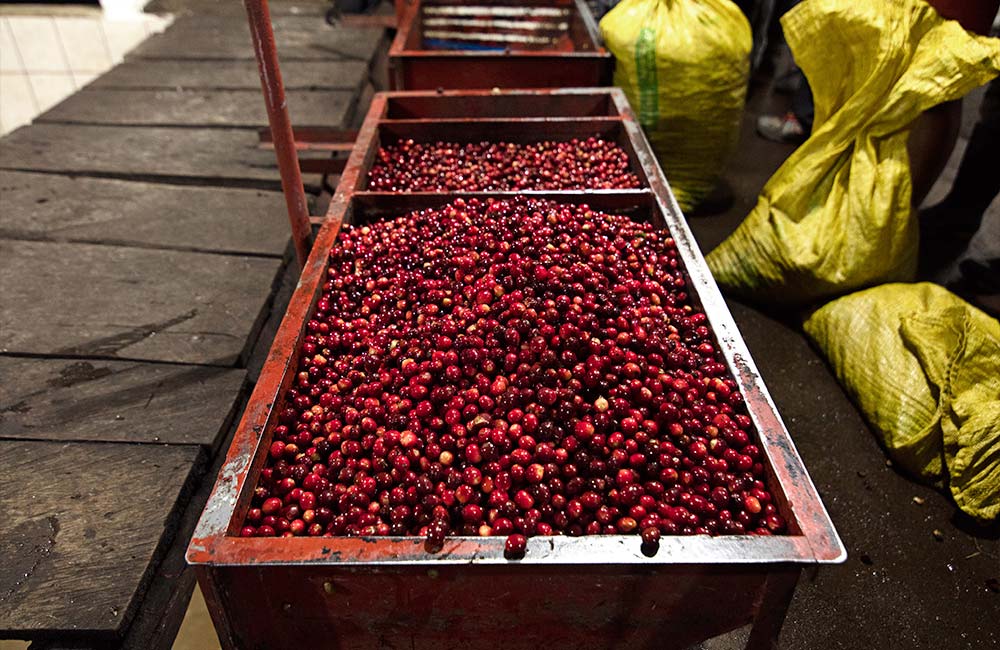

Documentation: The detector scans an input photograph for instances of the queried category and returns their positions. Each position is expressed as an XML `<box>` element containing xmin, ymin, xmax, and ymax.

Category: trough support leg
<box><xmin>196</xmin><ymin>569</ymin><xmax>239</xmax><ymax>650</ymax></box>
<box><xmin>745</xmin><ymin>566</ymin><xmax>800</xmax><ymax>650</ymax></box>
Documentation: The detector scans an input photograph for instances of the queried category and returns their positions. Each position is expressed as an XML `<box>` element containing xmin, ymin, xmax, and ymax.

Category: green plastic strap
<box><xmin>635</xmin><ymin>26</ymin><xmax>658</xmax><ymax>126</ymax></box>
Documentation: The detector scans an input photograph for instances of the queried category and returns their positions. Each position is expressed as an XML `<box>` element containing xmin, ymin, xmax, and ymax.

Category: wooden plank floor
<box><xmin>0</xmin><ymin>2</ymin><xmax>386</xmax><ymax>647</ymax></box>
<box><xmin>0</xmin><ymin>358</ymin><xmax>245</xmax><ymax>446</ymax></box>
<box><xmin>0</xmin><ymin>440</ymin><xmax>205</xmax><ymax>639</ymax></box>
<box><xmin>144</xmin><ymin>0</ymin><xmax>330</xmax><ymax>16</ymax></box>
<box><xmin>0</xmin><ymin>124</ymin><xmax>290</xmax><ymax>188</ymax></box>
<box><xmin>0</xmin><ymin>240</ymin><xmax>282</xmax><ymax>365</ymax></box>
<box><xmin>144</xmin><ymin>0</ymin><xmax>330</xmax><ymax>15</ymax></box>
<box><xmin>91</xmin><ymin>59</ymin><xmax>368</xmax><ymax>91</ymax></box>
<box><xmin>37</xmin><ymin>88</ymin><xmax>358</xmax><ymax>129</ymax></box>
<box><xmin>129</xmin><ymin>15</ymin><xmax>385</xmax><ymax>62</ymax></box>
<box><xmin>0</xmin><ymin>171</ymin><xmax>291</xmax><ymax>256</ymax></box>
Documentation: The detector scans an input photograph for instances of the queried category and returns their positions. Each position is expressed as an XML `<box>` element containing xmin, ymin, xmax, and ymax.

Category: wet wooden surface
<box><xmin>0</xmin><ymin>441</ymin><xmax>204</xmax><ymax>638</ymax></box>
<box><xmin>37</xmin><ymin>88</ymin><xmax>358</xmax><ymax>129</ymax></box>
<box><xmin>91</xmin><ymin>59</ymin><xmax>368</xmax><ymax>91</ymax></box>
<box><xmin>0</xmin><ymin>170</ymin><xmax>291</xmax><ymax>256</ymax></box>
<box><xmin>0</xmin><ymin>124</ymin><xmax>294</xmax><ymax>188</ymax></box>
<box><xmin>129</xmin><ymin>14</ymin><xmax>385</xmax><ymax>63</ymax></box>
<box><xmin>0</xmin><ymin>240</ymin><xmax>282</xmax><ymax>365</ymax></box>
<box><xmin>144</xmin><ymin>0</ymin><xmax>330</xmax><ymax>16</ymax></box>
<box><xmin>0</xmin><ymin>357</ymin><xmax>245</xmax><ymax>447</ymax></box>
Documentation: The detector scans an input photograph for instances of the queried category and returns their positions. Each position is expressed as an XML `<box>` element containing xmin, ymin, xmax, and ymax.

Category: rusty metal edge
<box><xmin>389</xmin><ymin>51</ymin><xmax>613</xmax><ymax>60</ymax></box>
<box><xmin>193</xmin><ymin>534</ymin><xmax>816</xmax><ymax>566</ymax></box>
<box><xmin>187</xmin><ymin>88</ymin><xmax>845</xmax><ymax>568</ymax></box>
<box><xmin>368</xmin><ymin>87</ymin><xmax>627</xmax><ymax>100</ymax></box>
<box><xmin>574</xmin><ymin>0</ymin><xmax>605</xmax><ymax>48</ymax></box>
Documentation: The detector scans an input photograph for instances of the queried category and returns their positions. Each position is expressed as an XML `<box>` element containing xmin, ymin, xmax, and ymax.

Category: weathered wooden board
<box><xmin>0</xmin><ymin>440</ymin><xmax>203</xmax><ymax>638</ymax></box>
<box><xmin>0</xmin><ymin>124</ymin><xmax>319</xmax><ymax>189</ymax></box>
<box><xmin>0</xmin><ymin>171</ymin><xmax>291</xmax><ymax>256</ymax></box>
<box><xmin>37</xmin><ymin>88</ymin><xmax>357</xmax><ymax>129</ymax></box>
<box><xmin>130</xmin><ymin>15</ymin><xmax>385</xmax><ymax>63</ymax></box>
<box><xmin>90</xmin><ymin>59</ymin><xmax>368</xmax><ymax>91</ymax></box>
<box><xmin>0</xmin><ymin>357</ymin><xmax>245</xmax><ymax>447</ymax></box>
<box><xmin>0</xmin><ymin>240</ymin><xmax>282</xmax><ymax>365</ymax></box>
<box><xmin>118</xmin><ymin>394</ymin><xmax>247</xmax><ymax>650</ymax></box>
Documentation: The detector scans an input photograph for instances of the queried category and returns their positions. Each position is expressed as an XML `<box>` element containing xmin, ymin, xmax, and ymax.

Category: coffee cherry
<box><xmin>368</xmin><ymin>138</ymin><xmax>640</xmax><ymax>192</ymax></box>
<box><xmin>505</xmin><ymin>533</ymin><xmax>528</xmax><ymax>559</ymax></box>
<box><xmin>243</xmin><ymin>197</ymin><xmax>785</xmax><ymax>554</ymax></box>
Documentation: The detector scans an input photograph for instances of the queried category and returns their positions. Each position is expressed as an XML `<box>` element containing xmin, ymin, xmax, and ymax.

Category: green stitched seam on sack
<box><xmin>635</xmin><ymin>27</ymin><xmax>658</xmax><ymax>126</ymax></box>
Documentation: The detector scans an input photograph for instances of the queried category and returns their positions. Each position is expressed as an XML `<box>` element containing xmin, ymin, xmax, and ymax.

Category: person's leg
<box><xmin>947</xmin><ymin>111</ymin><xmax>1000</xmax><ymax>313</ymax></box>
<box><xmin>919</xmin><ymin>76</ymin><xmax>1000</xmax><ymax>277</ymax></box>
<box><xmin>789</xmin><ymin>74</ymin><xmax>814</xmax><ymax>133</ymax></box>
<box><xmin>756</xmin><ymin>113</ymin><xmax>806</xmax><ymax>143</ymax></box>
<box><xmin>937</xmin><ymin>77</ymin><xmax>1000</xmax><ymax>222</ymax></box>
<box><xmin>919</xmin><ymin>79</ymin><xmax>1000</xmax><ymax>218</ymax></box>
<box><xmin>910</xmin><ymin>0</ymin><xmax>1000</xmax><ymax>210</ymax></box>
<box><xmin>907</xmin><ymin>100</ymin><xmax>964</xmax><ymax>209</ymax></box>
<box><xmin>757</xmin><ymin>69</ymin><xmax>812</xmax><ymax>144</ymax></box>
<box><xmin>756</xmin><ymin>0</ymin><xmax>811</xmax><ymax>144</ymax></box>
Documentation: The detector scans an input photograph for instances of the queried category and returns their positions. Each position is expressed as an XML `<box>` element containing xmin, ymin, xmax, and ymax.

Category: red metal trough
<box><xmin>388</xmin><ymin>0</ymin><xmax>613</xmax><ymax>90</ymax></box>
<box><xmin>188</xmin><ymin>88</ymin><xmax>844</xmax><ymax>650</ymax></box>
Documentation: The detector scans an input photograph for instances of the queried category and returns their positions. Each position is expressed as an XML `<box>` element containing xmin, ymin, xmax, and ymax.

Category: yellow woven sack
<box><xmin>706</xmin><ymin>0</ymin><xmax>1000</xmax><ymax>307</ymax></box>
<box><xmin>600</xmin><ymin>0</ymin><xmax>751</xmax><ymax>212</ymax></box>
<box><xmin>803</xmin><ymin>283</ymin><xmax>1000</xmax><ymax>521</ymax></box>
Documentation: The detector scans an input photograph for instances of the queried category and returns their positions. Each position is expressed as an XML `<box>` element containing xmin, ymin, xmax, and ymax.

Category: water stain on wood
<box><xmin>0</xmin><ymin>400</ymin><xmax>30</xmax><ymax>414</ymax></box>
<box><xmin>0</xmin><ymin>515</ymin><xmax>60</xmax><ymax>605</ymax></box>
<box><xmin>47</xmin><ymin>361</ymin><xmax>114</xmax><ymax>388</ymax></box>
<box><xmin>57</xmin><ymin>309</ymin><xmax>198</xmax><ymax>358</ymax></box>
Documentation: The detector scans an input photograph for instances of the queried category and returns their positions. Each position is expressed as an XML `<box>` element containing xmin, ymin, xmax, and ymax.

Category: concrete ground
<box><xmin>688</xmin><ymin>80</ymin><xmax>1000</xmax><ymax>650</ymax></box>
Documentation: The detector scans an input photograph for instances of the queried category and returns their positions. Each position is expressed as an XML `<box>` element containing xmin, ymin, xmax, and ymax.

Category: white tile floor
<box><xmin>0</xmin><ymin>8</ymin><xmax>172</xmax><ymax>135</ymax></box>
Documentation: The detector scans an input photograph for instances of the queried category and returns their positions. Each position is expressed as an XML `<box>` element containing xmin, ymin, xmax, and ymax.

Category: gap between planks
<box><xmin>0</xmin><ymin>168</ymin><xmax>324</xmax><ymax>194</ymax></box>
<box><xmin>0</xmin><ymin>231</ymin><xmax>287</xmax><ymax>260</ymax></box>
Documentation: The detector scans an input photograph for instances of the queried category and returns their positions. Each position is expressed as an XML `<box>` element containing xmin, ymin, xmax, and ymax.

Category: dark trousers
<box><xmin>790</xmin><ymin>77</ymin><xmax>814</xmax><ymax>134</ymax></box>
